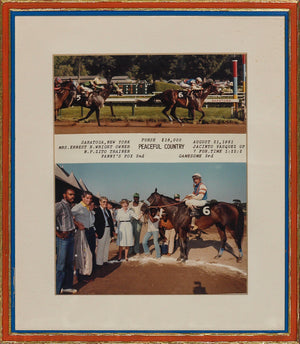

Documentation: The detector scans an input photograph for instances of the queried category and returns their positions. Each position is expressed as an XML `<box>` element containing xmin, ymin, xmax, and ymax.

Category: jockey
<box><xmin>186</xmin><ymin>78</ymin><xmax>203</xmax><ymax>98</ymax></box>
<box><xmin>195</xmin><ymin>77</ymin><xmax>203</xmax><ymax>87</ymax></box>
<box><xmin>179</xmin><ymin>79</ymin><xmax>190</xmax><ymax>89</ymax></box>
<box><xmin>54</xmin><ymin>77</ymin><xmax>62</xmax><ymax>91</ymax></box>
<box><xmin>184</xmin><ymin>173</ymin><xmax>208</xmax><ymax>230</ymax></box>
<box><xmin>80</xmin><ymin>77</ymin><xmax>104</xmax><ymax>96</ymax></box>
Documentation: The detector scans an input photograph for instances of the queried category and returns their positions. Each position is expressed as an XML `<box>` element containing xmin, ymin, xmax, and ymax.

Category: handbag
<box><xmin>74</xmin><ymin>230</ymin><xmax>93</xmax><ymax>275</ymax></box>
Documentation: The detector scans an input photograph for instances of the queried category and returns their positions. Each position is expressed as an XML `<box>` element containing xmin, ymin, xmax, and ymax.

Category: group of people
<box><xmin>55</xmin><ymin>173</ymin><xmax>208</xmax><ymax>294</ymax></box>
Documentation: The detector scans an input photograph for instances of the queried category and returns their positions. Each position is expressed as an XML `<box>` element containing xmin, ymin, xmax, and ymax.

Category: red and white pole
<box><xmin>232</xmin><ymin>59</ymin><xmax>238</xmax><ymax>116</ymax></box>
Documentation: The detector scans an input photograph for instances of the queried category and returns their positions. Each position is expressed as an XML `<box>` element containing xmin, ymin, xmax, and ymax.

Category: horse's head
<box><xmin>147</xmin><ymin>188</ymin><xmax>161</xmax><ymax>206</ymax></box>
<box><xmin>202</xmin><ymin>79</ymin><xmax>223</xmax><ymax>95</ymax></box>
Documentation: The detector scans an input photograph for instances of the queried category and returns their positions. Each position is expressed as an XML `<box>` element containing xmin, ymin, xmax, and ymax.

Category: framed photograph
<box><xmin>1</xmin><ymin>0</ymin><xmax>298</xmax><ymax>343</ymax></box>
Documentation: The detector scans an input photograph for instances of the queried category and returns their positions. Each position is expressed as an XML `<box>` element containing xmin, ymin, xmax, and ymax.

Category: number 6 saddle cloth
<box><xmin>190</xmin><ymin>200</ymin><xmax>218</xmax><ymax>218</ymax></box>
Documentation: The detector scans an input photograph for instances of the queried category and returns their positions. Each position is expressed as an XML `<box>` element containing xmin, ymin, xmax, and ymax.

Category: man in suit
<box><xmin>94</xmin><ymin>196</ymin><xmax>115</xmax><ymax>266</ymax></box>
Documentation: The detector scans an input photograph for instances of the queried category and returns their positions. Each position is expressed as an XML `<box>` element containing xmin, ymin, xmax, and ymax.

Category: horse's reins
<box><xmin>148</xmin><ymin>200</ymin><xmax>185</xmax><ymax>209</ymax></box>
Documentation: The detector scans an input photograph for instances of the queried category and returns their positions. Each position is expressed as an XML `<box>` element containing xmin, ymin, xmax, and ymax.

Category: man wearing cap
<box><xmin>195</xmin><ymin>77</ymin><xmax>203</xmax><ymax>88</ymax></box>
<box><xmin>184</xmin><ymin>173</ymin><xmax>208</xmax><ymax>230</ymax></box>
<box><xmin>174</xmin><ymin>194</ymin><xmax>181</xmax><ymax>202</ymax></box>
<box><xmin>83</xmin><ymin>77</ymin><xmax>104</xmax><ymax>91</ymax></box>
<box><xmin>79</xmin><ymin>77</ymin><xmax>105</xmax><ymax>100</ymax></box>
<box><xmin>129</xmin><ymin>193</ymin><xmax>143</xmax><ymax>255</ymax></box>
<box><xmin>54</xmin><ymin>77</ymin><xmax>63</xmax><ymax>91</ymax></box>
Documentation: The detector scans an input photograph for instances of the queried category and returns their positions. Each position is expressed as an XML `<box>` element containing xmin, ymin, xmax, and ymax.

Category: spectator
<box><xmin>116</xmin><ymin>199</ymin><xmax>143</xmax><ymax>261</ymax></box>
<box><xmin>94</xmin><ymin>197</ymin><xmax>115</xmax><ymax>266</ymax></box>
<box><xmin>142</xmin><ymin>208</ymin><xmax>161</xmax><ymax>259</ymax></box>
<box><xmin>55</xmin><ymin>188</ymin><xmax>77</xmax><ymax>294</ymax></box>
<box><xmin>128</xmin><ymin>192</ymin><xmax>143</xmax><ymax>255</ymax></box>
<box><xmin>159</xmin><ymin>212</ymin><xmax>176</xmax><ymax>256</ymax></box>
<box><xmin>72</xmin><ymin>191</ymin><xmax>96</xmax><ymax>279</ymax></box>
<box><xmin>107</xmin><ymin>201</ymin><xmax>118</xmax><ymax>238</ymax></box>
<box><xmin>174</xmin><ymin>193</ymin><xmax>181</xmax><ymax>202</ymax></box>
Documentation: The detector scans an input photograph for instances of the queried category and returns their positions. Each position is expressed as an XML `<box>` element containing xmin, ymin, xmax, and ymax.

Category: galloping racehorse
<box><xmin>138</xmin><ymin>80</ymin><xmax>222</xmax><ymax>123</ymax></box>
<box><xmin>147</xmin><ymin>189</ymin><xmax>244</xmax><ymax>262</ymax></box>
<box><xmin>74</xmin><ymin>83</ymin><xmax>123</xmax><ymax>126</ymax></box>
<box><xmin>54</xmin><ymin>80</ymin><xmax>77</xmax><ymax>121</ymax></box>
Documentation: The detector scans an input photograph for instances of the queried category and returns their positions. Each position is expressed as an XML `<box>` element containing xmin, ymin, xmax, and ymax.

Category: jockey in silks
<box><xmin>186</xmin><ymin>77</ymin><xmax>203</xmax><ymax>97</ymax></box>
<box><xmin>80</xmin><ymin>77</ymin><xmax>105</xmax><ymax>97</ymax></box>
<box><xmin>54</xmin><ymin>77</ymin><xmax>63</xmax><ymax>91</ymax></box>
<box><xmin>184</xmin><ymin>172</ymin><xmax>207</xmax><ymax>230</ymax></box>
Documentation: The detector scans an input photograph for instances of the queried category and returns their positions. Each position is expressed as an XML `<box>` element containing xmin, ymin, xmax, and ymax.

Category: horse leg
<box><xmin>95</xmin><ymin>108</ymin><xmax>101</xmax><ymax>126</ymax></box>
<box><xmin>170</xmin><ymin>105</ymin><xmax>183</xmax><ymax>124</ymax></box>
<box><xmin>188</xmin><ymin>108</ymin><xmax>194</xmax><ymax>120</ymax></box>
<box><xmin>227</xmin><ymin>226</ymin><xmax>243</xmax><ymax>262</ymax></box>
<box><xmin>198</xmin><ymin>109</ymin><xmax>205</xmax><ymax>123</ymax></box>
<box><xmin>215</xmin><ymin>224</ymin><xmax>227</xmax><ymax>258</ymax></box>
<box><xmin>162</xmin><ymin>104</ymin><xmax>174</xmax><ymax>122</ymax></box>
<box><xmin>77</xmin><ymin>108</ymin><xmax>94</xmax><ymax>123</ymax></box>
<box><xmin>177</xmin><ymin>228</ymin><xmax>188</xmax><ymax>262</ymax></box>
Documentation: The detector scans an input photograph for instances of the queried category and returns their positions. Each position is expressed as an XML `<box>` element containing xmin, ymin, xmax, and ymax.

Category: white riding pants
<box><xmin>185</xmin><ymin>198</ymin><xmax>207</xmax><ymax>209</ymax></box>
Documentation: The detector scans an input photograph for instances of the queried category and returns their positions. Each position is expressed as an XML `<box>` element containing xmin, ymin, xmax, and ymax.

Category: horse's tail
<box><xmin>136</xmin><ymin>93</ymin><xmax>163</xmax><ymax>106</ymax></box>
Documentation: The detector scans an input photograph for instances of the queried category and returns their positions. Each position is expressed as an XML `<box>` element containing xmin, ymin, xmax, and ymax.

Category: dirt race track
<box><xmin>55</xmin><ymin>120</ymin><xmax>246</xmax><ymax>134</ymax></box>
<box><xmin>73</xmin><ymin>220</ymin><xmax>247</xmax><ymax>295</ymax></box>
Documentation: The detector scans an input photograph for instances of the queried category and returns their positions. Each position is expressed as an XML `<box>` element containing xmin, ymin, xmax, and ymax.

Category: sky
<box><xmin>60</xmin><ymin>162</ymin><xmax>247</xmax><ymax>204</ymax></box>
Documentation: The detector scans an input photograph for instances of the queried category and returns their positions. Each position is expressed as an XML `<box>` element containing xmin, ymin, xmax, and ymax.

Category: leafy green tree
<box><xmin>54</xmin><ymin>54</ymin><xmax>245</xmax><ymax>82</ymax></box>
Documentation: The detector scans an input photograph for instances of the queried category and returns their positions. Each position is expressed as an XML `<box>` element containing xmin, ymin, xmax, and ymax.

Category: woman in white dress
<box><xmin>116</xmin><ymin>199</ymin><xmax>143</xmax><ymax>261</ymax></box>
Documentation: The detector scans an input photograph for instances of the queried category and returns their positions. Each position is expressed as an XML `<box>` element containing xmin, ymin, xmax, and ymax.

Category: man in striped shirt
<box><xmin>55</xmin><ymin>188</ymin><xmax>77</xmax><ymax>294</ymax></box>
<box><xmin>184</xmin><ymin>173</ymin><xmax>208</xmax><ymax>230</ymax></box>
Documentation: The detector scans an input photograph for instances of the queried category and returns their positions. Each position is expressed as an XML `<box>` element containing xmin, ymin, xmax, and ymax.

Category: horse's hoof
<box><xmin>236</xmin><ymin>257</ymin><xmax>242</xmax><ymax>263</ymax></box>
<box><xmin>181</xmin><ymin>258</ymin><xmax>187</xmax><ymax>263</ymax></box>
<box><xmin>176</xmin><ymin>257</ymin><xmax>182</xmax><ymax>262</ymax></box>
<box><xmin>214</xmin><ymin>254</ymin><xmax>221</xmax><ymax>259</ymax></box>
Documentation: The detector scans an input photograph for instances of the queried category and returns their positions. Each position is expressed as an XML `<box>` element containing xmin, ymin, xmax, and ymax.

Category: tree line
<box><xmin>54</xmin><ymin>54</ymin><xmax>244</xmax><ymax>82</ymax></box>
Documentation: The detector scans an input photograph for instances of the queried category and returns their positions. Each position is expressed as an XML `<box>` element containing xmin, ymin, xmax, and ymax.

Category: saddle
<box><xmin>190</xmin><ymin>200</ymin><xmax>218</xmax><ymax>218</ymax></box>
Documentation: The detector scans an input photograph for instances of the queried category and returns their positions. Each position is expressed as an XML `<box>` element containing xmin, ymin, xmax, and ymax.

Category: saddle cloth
<box><xmin>191</xmin><ymin>200</ymin><xmax>218</xmax><ymax>217</ymax></box>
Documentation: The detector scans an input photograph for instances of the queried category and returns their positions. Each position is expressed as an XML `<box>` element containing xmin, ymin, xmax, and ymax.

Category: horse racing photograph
<box><xmin>54</xmin><ymin>54</ymin><xmax>247</xmax><ymax>134</ymax></box>
<box><xmin>55</xmin><ymin>162</ymin><xmax>247</xmax><ymax>295</ymax></box>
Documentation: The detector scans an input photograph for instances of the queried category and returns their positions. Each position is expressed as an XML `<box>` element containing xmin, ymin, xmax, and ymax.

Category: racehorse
<box><xmin>138</xmin><ymin>79</ymin><xmax>223</xmax><ymax>124</ymax></box>
<box><xmin>54</xmin><ymin>80</ymin><xmax>77</xmax><ymax>121</ymax></box>
<box><xmin>74</xmin><ymin>83</ymin><xmax>123</xmax><ymax>126</ymax></box>
<box><xmin>147</xmin><ymin>189</ymin><xmax>244</xmax><ymax>262</ymax></box>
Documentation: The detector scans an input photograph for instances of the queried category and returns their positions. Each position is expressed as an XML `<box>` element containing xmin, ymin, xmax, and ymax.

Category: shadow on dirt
<box><xmin>74</xmin><ymin>259</ymin><xmax>121</xmax><ymax>291</ymax></box>
<box><xmin>193</xmin><ymin>281</ymin><xmax>207</xmax><ymax>294</ymax></box>
<box><xmin>188</xmin><ymin>236</ymin><xmax>239</xmax><ymax>259</ymax></box>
